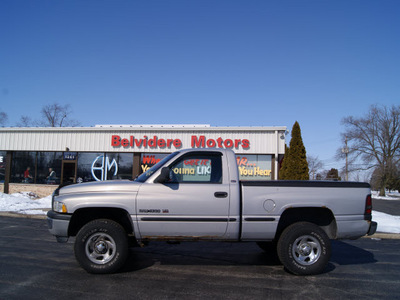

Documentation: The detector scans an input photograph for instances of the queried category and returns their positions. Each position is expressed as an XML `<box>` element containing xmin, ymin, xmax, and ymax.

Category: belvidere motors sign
<box><xmin>111</xmin><ymin>135</ymin><xmax>250</xmax><ymax>150</ymax></box>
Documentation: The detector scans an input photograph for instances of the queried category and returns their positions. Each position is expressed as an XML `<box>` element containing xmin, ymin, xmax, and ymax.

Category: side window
<box><xmin>169</xmin><ymin>154</ymin><xmax>222</xmax><ymax>183</ymax></box>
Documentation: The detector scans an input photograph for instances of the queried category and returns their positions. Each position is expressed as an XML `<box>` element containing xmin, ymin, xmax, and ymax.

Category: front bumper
<box><xmin>47</xmin><ymin>210</ymin><xmax>72</xmax><ymax>243</ymax></box>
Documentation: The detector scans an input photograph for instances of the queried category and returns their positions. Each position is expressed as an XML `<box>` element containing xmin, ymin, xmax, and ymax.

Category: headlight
<box><xmin>53</xmin><ymin>200</ymin><xmax>68</xmax><ymax>213</ymax></box>
<box><xmin>52</xmin><ymin>188</ymin><xmax>67</xmax><ymax>213</ymax></box>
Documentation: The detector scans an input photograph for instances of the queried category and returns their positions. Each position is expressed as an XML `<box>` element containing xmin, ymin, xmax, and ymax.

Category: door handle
<box><xmin>214</xmin><ymin>192</ymin><xmax>228</xmax><ymax>198</ymax></box>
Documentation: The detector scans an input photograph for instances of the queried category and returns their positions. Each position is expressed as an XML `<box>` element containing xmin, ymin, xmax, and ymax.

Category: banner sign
<box><xmin>140</xmin><ymin>154</ymin><xmax>168</xmax><ymax>173</ymax></box>
<box><xmin>236</xmin><ymin>155</ymin><xmax>272</xmax><ymax>180</ymax></box>
<box><xmin>112</xmin><ymin>135</ymin><xmax>250</xmax><ymax>150</ymax></box>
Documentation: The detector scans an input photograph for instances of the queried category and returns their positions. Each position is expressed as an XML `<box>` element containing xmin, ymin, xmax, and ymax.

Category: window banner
<box><xmin>236</xmin><ymin>155</ymin><xmax>272</xmax><ymax>180</ymax></box>
<box><xmin>140</xmin><ymin>153</ymin><xmax>169</xmax><ymax>173</ymax></box>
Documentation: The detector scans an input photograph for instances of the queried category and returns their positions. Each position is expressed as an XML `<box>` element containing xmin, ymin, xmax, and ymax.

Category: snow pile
<box><xmin>0</xmin><ymin>192</ymin><xmax>51</xmax><ymax>215</ymax></box>
<box><xmin>372</xmin><ymin>211</ymin><xmax>400</xmax><ymax>234</ymax></box>
<box><xmin>0</xmin><ymin>192</ymin><xmax>399</xmax><ymax>234</ymax></box>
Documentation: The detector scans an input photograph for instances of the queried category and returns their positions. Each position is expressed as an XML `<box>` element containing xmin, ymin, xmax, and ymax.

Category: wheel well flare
<box><xmin>276</xmin><ymin>207</ymin><xmax>337</xmax><ymax>239</ymax></box>
<box><xmin>68</xmin><ymin>208</ymin><xmax>133</xmax><ymax>237</ymax></box>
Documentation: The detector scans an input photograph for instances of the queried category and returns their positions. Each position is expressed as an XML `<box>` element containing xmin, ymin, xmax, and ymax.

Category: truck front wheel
<box><xmin>74</xmin><ymin>219</ymin><xmax>129</xmax><ymax>274</ymax></box>
<box><xmin>277</xmin><ymin>222</ymin><xmax>331</xmax><ymax>275</ymax></box>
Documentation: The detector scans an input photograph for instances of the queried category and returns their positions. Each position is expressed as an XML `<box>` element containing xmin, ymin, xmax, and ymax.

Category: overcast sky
<box><xmin>1</xmin><ymin>0</ymin><xmax>399</xmax><ymax>176</ymax></box>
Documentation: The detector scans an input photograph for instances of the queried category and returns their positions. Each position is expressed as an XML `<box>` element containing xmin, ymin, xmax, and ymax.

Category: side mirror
<box><xmin>154</xmin><ymin>167</ymin><xmax>170</xmax><ymax>183</ymax></box>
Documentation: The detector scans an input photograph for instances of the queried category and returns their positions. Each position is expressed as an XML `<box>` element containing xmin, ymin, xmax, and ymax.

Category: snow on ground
<box><xmin>0</xmin><ymin>192</ymin><xmax>400</xmax><ymax>234</ymax></box>
<box><xmin>0</xmin><ymin>192</ymin><xmax>51</xmax><ymax>215</ymax></box>
<box><xmin>372</xmin><ymin>211</ymin><xmax>400</xmax><ymax>234</ymax></box>
<box><xmin>371</xmin><ymin>190</ymin><xmax>400</xmax><ymax>201</ymax></box>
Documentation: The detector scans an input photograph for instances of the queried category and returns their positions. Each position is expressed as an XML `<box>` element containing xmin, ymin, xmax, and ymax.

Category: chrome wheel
<box><xmin>85</xmin><ymin>233</ymin><xmax>116</xmax><ymax>265</ymax></box>
<box><xmin>292</xmin><ymin>235</ymin><xmax>321</xmax><ymax>265</ymax></box>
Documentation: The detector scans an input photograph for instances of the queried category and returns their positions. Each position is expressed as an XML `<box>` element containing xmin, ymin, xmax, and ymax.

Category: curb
<box><xmin>0</xmin><ymin>211</ymin><xmax>48</xmax><ymax>220</ymax></box>
<box><xmin>363</xmin><ymin>233</ymin><xmax>400</xmax><ymax>240</ymax></box>
<box><xmin>1</xmin><ymin>211</ymin><xmax>400</xmax><ymax>239</ymax></box>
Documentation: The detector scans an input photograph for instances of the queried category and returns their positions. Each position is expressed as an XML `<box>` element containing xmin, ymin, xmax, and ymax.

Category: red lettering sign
<box><xmin>111</xmin><ymin>135</ymin><xmax>121</xmax><ymax>146</ymax></box>
<box><xmin>142</xmin><ymin>155</ymin><xmax>161</xmax><ymax>164</ymax></box>
<box><xmin>236</xmin><ymin>156</ymin><xmax>248</xmax><ymax>166</ymax></box>
<box><xmin>190</xmin><ymin>136</ymin><xmax>250</xmax><ymax>149</ymax></box>
<box><xmin>191</xmin><ymin>135</ymin><xmax>205</xmax><ymax>148</ymax></box>
<box><xmin>111</xmin><ymin>135</ymin><xmax>250</xmax><ymax>150</ymax></box>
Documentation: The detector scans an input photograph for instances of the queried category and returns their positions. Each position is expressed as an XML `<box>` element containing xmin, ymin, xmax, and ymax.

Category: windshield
<box><xmin>134</xmin><ymin>151</ymin><xmax>180</xmax><ymax>183</ymax></box>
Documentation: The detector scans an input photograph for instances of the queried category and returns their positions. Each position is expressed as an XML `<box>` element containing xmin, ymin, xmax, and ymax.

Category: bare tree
<box><xmin>340</xmin><ymin>104</ymin><xmax>400</xmax><ymax>196</ymax></box>
<box><xmin>307</xmin><ymin>155</ymin><xmax>323</xmax><ymax>180</ymax></box>
<box><xmin>39</xmin><ymin>103</ymin><xmax>80</xmax><ymax>127</ymax></box>
<box><xmin>0</xmin><ymin>111</ymin><xmax>8</xmax><ymax>126</ymax></box>
<box><xmin>16</xmin><ymin>115</ymin><xmax>33</xmax><ymax>127</ymax></box>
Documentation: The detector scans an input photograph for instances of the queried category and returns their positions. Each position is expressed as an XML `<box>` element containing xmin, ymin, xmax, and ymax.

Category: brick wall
<box><xmin>1</xmin><ymin>183</ymin><xmax>58</xmax><ymax>198</ymax></box>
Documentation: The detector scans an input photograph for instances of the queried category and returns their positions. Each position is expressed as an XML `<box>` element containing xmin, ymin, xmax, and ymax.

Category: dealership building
<box><xmin>0</xmin><ymin>125</ymin><xmax>286</xmax><ymax>193</ymax></box>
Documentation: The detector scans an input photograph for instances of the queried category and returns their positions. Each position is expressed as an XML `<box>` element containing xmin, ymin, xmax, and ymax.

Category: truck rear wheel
<box><xmin>74</xmin><ymin>219</ymin><xmax>129</xmax><ymax>274</ymax></box>
<box><xmin>277</xmin><ymin>222</ymin><xmax>331</xmax><ymax>275</ymax></box>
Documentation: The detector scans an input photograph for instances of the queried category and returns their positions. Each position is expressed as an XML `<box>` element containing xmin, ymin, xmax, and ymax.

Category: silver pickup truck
<box><xmin>47</xmin><ymin>148</ymin><xmax>377</xmax><ymax>275</ymax></box>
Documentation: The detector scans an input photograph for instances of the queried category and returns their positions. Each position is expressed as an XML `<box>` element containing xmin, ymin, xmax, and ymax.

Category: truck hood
<box><xmin>58</xmin><ymin>180</ymin><xmax>141</xmax><ymax>195</ymax></box>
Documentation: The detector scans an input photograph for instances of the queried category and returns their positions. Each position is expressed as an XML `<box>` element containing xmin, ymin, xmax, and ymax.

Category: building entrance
<box><xmin>61</xmin><ymin>161</ymin><xmax>76</xmax><ymax>184</ymax></box>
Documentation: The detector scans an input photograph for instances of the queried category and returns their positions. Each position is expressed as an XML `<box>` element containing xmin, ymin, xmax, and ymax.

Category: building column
<box><xmin>132</xmin><ymin>153</ymin><xmax>141</xmax><ymax>179</ymax></box>
<box><xmin>275</xmin><ymin>130</ymin><xmax>279</xmax><ymax>180</ymax></box>
<box><xmin>3</xmin><ymin>151</ymin><xmax>13</xmax><ymax>194</ymax></box>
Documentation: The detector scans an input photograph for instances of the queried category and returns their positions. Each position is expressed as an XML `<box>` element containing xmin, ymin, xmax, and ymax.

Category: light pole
<box><xmin>341</xmin><ymin>137</ymin><xmax>349</xmax><ymax>181</ymax></box>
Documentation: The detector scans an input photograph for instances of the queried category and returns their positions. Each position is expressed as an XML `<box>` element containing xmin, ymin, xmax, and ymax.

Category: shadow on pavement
<box><xmin>119</xmin><ymin>240</ymin><xmax>378</xmax><ymax>275</ymax></box>
<box><xmin>330</xmin><ymin>240</ymin><xmax>377</xmax><ymax>265</ymax></box>
<box><xmin>119</xmin><ymin>242</ymin><xmax>282</xmax><ymax>273</ymax></box>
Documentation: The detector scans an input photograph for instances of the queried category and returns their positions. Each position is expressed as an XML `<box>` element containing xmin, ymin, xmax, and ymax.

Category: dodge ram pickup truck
<box><xmin>47</xmin><ymin>148</ymin><xmax>377</xmax><ymax>275</ymax></box>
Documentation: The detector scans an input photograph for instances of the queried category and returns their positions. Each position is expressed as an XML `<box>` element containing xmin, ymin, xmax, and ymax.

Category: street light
<box><xmin>341</xmin><ymin>137</ymin><xmax>349</xmax><ymax>181</ymax></box>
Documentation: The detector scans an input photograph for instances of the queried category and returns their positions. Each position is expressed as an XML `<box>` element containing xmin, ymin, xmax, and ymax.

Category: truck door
<box><xmin>136</xmin><ymin>152</ymin><xmax>231</xmax><ymax>239</ymax></box>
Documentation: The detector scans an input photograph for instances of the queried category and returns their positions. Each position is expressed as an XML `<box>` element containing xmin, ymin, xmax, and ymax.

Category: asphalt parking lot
<box><xmin>0</xmin><ymin>215</ymin><xmax>399</xmax><ymax>300</ymax></box>
<box><xmin>373</xmin><ymin>197</ymin><xmax>400</xmax><ymax>215</ymax></box>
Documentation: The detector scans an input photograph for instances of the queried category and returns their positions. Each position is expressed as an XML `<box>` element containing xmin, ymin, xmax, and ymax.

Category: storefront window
<box><xmin>140</xmin><ymin>153</ymin><xmax>169</xmax><ymax>174</ymax></box>
<box><xmin>76</xmin><ymin>153</ymin><xmax>103</xmax><ymax>182</ymax></box>
<box><xmin>77</xmin><ymin>153</ymin><xmax>133</xmax><ymax>182</ymax></box>
<box><xmin>36</xmin><ymin>152</ymin><xmax>62</xmax><ymax>184</ymax></box>
<box><xmin>0</xmin><ymin>151</ymin><xmax>6</xmax><ymax>183</ymax></box>
<box><xmin>11</xmin><ymin>152</ymin><xmax>36</xmax><ymax>183</ymax></box>
<box><xmin>105</xmin><ymin>153</ymin><xmax>133</xmax><ymax>180</ymax></box>
<box><xmin>236</xmin><ymin>154</ymin><xmax>272</xmax><ymax>180</ymax></box>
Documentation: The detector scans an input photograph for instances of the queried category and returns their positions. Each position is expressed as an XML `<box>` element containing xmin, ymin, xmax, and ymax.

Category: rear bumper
<box><xmin>47</xmin><ymin>210</ymin><xmax>72</xmax><ymax>243</ymax></box>
<box><xmin>336</xmin><ymin>217</ymin><xmax>378</xmax><ymax>239</ymax></box>
<box><xmin>367</xmin><ymin>221</ymin><xmax>378</xmax><ymax>236</ymax></box>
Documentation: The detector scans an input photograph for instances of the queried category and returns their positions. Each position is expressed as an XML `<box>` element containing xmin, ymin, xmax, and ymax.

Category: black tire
<box><xmin>74</xmin><ymin>219</ymin><xmax>129</xmax><ymax>274</ymax></box>
<box><xmin>277</xmin><ymin>222</ymin><xmax>331</xmax><ymax>275</ymax></box>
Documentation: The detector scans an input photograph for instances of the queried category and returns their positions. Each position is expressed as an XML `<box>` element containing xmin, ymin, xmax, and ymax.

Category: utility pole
<box><xmin>341</xmin><ymin>137</ymin><xmax>349</xmax><ymax>181</ymax></box>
